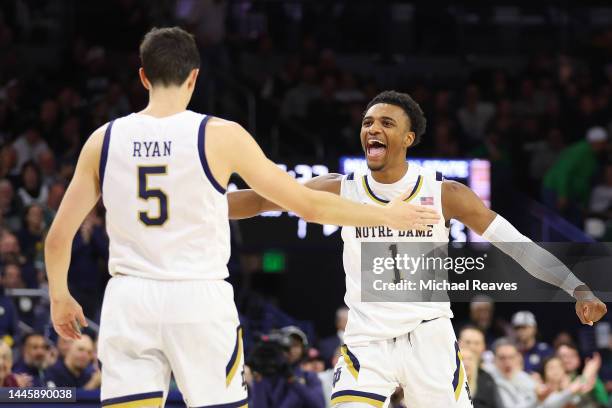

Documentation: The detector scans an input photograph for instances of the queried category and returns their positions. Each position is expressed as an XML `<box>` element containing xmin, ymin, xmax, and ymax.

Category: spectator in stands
<box><xmin>55</xmin><ymin>337</ymin><xmax>73</xmax><ymax>361</ymax></box>
<box><xmin>250</xmin><ymin>327</ymin><xmax>326</xmax><ymax>408</ymax></box>
<box><xmin>334</xmin><ymin>72</ymin><xmax>365</xmax><ymax>104</ymax></box>
<box><xmin>45</xmin><ymin>334</ymin><xmax>100</xmax><ymax>389</ymax></box>
<box><xmin>524</xmin><ymin>127</ymin><xmax>566</xmax><ymax>185</ymax></box>
<box><xmin>38</xmin><ymin>100</ymin><xmax>60</xmax><ymax>145</ymax></box>
<box><xmin>461</xmin><ymin>348</ymin><xmax>504</xmax><ymax>408</ymax></box>
<box><xmin>0</xmin><ymin>340</ymin><xmax>21</xmax><ymax>386</ymax></box>
<box><xmin>319</xmin><ymin>307</ymin><xmax>348</xmax><ymax>368</ymax></box>
<box><xmin>12</xmin><ymin>332</ymin><xmax>49</xmax><ymax>386</ymax></box>
<box><xmin>466</xmin><ymin>296</ymin><xmax>509</xmax><ymax>346</ymax></box>
<box><xmin>0</xmin><ymin>178</ymin><xmax>22</xmax><ymax>231</ymax></box>
<box><xmin>67</xmin><ymin>211</ymin><xmax>107</xmax><ymax>318</ymax></box>
<box><xmin>2</xmin><ymin>261</ymin><xmax>25</xmax><ymax>289</ymax></box>
<box><xmin>0</xmin><ymin>286</ymin><xmax>19</xmax><ymax>344</ymax></box>
<box><xmin>37</xmin><ymin>150</ymin><xmax>56</xmax><ymax>187</ymax></box>
<box><xmin>282</xmin><ymin>325</ymin><xmax>308</xmax><ymax>366</ymax></box>
<box><xmin>457</xmin><ymin>84</ymin><xmax>496</xmax><ymax>144</ymax></box>
<box><xmin>12</xmin><ymin>126</ymin><xmax>49</xmax><ymax>173</ymax></box>
<box><xmin>585</xmin><ymin>163</ymin><xmax>612</xmax><ymax>239</ymax></box>
<box><xmin>431</xmin><ymin>120</ymin><xmax>461</xmax><ymax>158</ymax></box>
<box><xmin>534</xmin><ymin>355</ymin><xmax>600</xmax><ymax>407</ymax></box>
<box><xmin>488</xmin><ymin>337</ymin><xmax>539</xmax><ymax>408</ymax></box>
<box><xmin>511</xmin><ymin>310</ymin><xmax>553</xmax><ymax>373</ymax></box>
<box><xmin>0</xmin><ymin>144</ymin><xmax>18</xmax><ymax>180</ymax></box>
<box><xmin>44</xmin><ymin>181</ymin><xmax>65</xmax><ymax>221</ymax></box>
<box><xmin>17</xmin><ymin>161</ymin><xmax>48</xmax><ymax>206</ymax></box>
<box><xmin>58</xmin><ymin>116</ymin><xmax>81</xmax><ymax>164</ymax></box>
<box><xmin>543</xmin><ymin>126</ymin><xmax>608</xmax><ymax>224</ymax></box>
<box><xmin>16</xmin><ymin>203</ymin><xmax>46</xmax><ymax>267</ymax></box>
<box><xmin>281</xmin><ymin>65</ymin><xmax>320</xmax><ymax>119</ymax></box>
<box><xmin>589</xmin><ymin>163</ymin><xmax>612</xmax><ymax>217</ymax></box>
<box><xmin>301</xmin><ymin>348</ymin><xmax>325</xmax><ymax>374</ymax></box>
<box><xmin>458</xmin><ymin>325</ymin><xmax>503</xmax><ymax>408</ymax></box>
<box><xmin>556</xmin><ymin>343</ymin><xmax>610</xmax><ymax>406</ymax></box>
<box><xmin>470</xmin><ymin>129</ymin><xmax>512</xmax><ymax>164</ymax></box>
<box><xmin>0</xmin><ymin>230</ymin><xmax>37</xmax><ymax>288</ymax></box>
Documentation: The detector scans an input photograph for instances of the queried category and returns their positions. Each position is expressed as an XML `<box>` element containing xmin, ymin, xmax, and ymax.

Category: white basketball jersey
<box><xmin>340</xmin><ymin>163</ymin><xmax>453</xmax><ymax>345</ymax></box>
<box><xmin>99</xmin><ymin>111</ymin><xmax>230</xmax><ymax>280</ymax></box>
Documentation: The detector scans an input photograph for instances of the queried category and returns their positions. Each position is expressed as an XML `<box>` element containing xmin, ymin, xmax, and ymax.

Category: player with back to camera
<box><xmin>227</xmin><ymin>90</ymin><xmax>608</xmax><ymax>408</ymax></box>
<box><xmin>44</xmin><ymin>28</ymin><xmax>441</xmax><ymax>408</ymax></box>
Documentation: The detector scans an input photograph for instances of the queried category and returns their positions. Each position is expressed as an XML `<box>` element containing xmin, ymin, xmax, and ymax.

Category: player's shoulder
<box><xmin>83</xmin><ymin>122</ymin><xmax>110</xmax><ymax>151</ymax></box>
<box><xmin>203</xmin><ymin>117</ymin><xmax>249</xmax><ymax>144</ymax></box>
<box><xmin>206</xmin><ymin>116</ymin><xmax>242</xmax><ymax>131</ymax></box>
<box><xmin>441</xmin><ymin>179</ymin><xmax>467</xmax><ymax>195</ymax></box>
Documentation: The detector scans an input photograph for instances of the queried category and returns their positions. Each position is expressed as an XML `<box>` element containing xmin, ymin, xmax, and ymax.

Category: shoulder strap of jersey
<box><xmin>99</xmin><ymin>119</ymin><xmax>116</xmax><ymax>193</ymax></box>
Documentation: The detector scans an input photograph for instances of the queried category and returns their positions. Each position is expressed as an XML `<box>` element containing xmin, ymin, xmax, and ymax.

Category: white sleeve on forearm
<box><xmin>481</xmin><ymin>215</ymin><xmax>584</xmax><ymax>297</ymax></box>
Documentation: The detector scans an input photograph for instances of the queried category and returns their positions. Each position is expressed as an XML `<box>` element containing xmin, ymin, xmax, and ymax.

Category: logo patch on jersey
<box><xmin>332</xmin><ymin>368</ymin><xmax>342</xmax><ymax>387</ymax></box>
<box><xmin>420</xmin><ymin>196</ymin><xmax>434</xmax><ymax>205</ymax></box>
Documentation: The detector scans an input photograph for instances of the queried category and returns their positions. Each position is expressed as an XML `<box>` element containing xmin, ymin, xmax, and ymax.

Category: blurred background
<box><xmin>0</xmin><ymin>0</ymin><xmax>611</xmax><ymax>406</ymax></box>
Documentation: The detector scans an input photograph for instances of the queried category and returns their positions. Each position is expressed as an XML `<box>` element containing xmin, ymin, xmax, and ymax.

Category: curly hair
<box><xmin>364</xmin><ymin>90</ymin><xmax>427</xmax><ymax>146</ymax></box>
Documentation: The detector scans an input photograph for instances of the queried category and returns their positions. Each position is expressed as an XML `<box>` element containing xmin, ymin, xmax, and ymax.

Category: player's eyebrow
<box><xmin>362</xmin><ymin>115</ymin><xmax>397</xmax><ymax>123</ymax></box>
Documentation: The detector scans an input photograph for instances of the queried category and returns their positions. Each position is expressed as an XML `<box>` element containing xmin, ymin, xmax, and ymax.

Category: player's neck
<box><xmin>370</xmin><ymin>161</ymin><xmax>408</xmax><ymax>184</ymax></box>
<box><xmin>140</xmin><ymin>88</ymin><xmax>190</xmax><ymax>118</ymax></box>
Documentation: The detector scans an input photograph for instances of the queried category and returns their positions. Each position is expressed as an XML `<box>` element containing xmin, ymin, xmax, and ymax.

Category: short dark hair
<box><xmin>458</xmin><ymin>324</ymin><xmax>485</xmax><ymax>339</ymax></box>
<box><xmin>21</xmin><ymin>332</ymin><xmax>45</xmax><ymax>348</ymax></box>
<box><xmin>139</xmin><ymin>27</ymin><xmax>200</xmax><ymax>87</ymax></box>
<box><xmin>364</xmin><ymin>90</ymin><xmax>427</xmax><ymax>146</ymax></box>
<box><xmin>539</xmin><ymin>355</ymin><xmax>561</xmax><ymax>381</ymax></box>
<box><xmin>491</xmin><ymin>337</ymin><xmax>518</xmax><ymax>355</ymax></box>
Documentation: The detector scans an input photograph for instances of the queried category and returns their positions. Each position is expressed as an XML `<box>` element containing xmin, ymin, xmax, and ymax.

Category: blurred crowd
<box><xmin>0</xmin><ymin>0</ymin><xmax>611</xmax><ymax>403</ymax></box>
<box><xmin>0</xmin><ymin>299</ymin><xmax>608</xmax><ymax>408</ymax></box>
<box><xmin>243</xmin><ymin>301</ymin><xmax>612</xmax><ymax>408</ymax></box>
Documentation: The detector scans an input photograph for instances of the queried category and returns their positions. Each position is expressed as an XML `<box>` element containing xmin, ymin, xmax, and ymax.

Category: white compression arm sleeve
<box><xmin>481</xmin><ymin>215</ymin><xmax>584</xmax><ymax>297</ymax></box>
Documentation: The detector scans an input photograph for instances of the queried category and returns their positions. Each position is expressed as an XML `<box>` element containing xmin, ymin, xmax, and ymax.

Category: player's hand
<box><xmin>386</xmin><ymin>196</ymin><xmax>440</xmax><ymax>231</ymax></box>
<box><xmin>50</xmin><ymin>293</ymin><xmax>88</xmax><ymax>340</ymax></box>
<box><xmin>574</xmin><ymin>286</ymin><xmax>607</xmax><ymax>326</ymax></box>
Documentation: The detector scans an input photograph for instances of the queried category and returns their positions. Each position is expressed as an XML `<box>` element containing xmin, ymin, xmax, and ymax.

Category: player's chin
<box><xmin>366</xmin><ymin>160</ymin><xmax>386</xmax><ymax>172</ymax></box>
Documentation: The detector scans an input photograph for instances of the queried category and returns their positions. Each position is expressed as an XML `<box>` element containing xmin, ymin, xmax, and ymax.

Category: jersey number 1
<box><xmin>138</xmin><ymin>166</ymin><xmax>168</xmax><ymax>226</ymax></box>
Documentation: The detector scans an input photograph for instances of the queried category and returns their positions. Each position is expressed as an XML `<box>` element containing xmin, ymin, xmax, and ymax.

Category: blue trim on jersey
<box><xmin>99</xmin><ymin>120</ymin><xmax>115</xmax><ymax>193</ymax></box>
<box><xmin>331</xmin><ymin>390</ymin><xmax>387</xmax><ymax>402</ymax></box>
<box><xmin>193</xmin><ymin>397</ymin><xmax>248</xmax><ymax>408</ymax></box>
<box><xmin>101</xmin><ymin>390</ymin><xmax>163</xmax><ymax>406</ymax></box>
<box><xmin>198</xmin><ymin>115</ymin><xmax>226</xmax><ymax>194</ymax></box>
<box><xmin>436</xmin><ymin>171</ymin><xmax>443</xmax><ymax>181</ymax></box>
<box><xmin>452</xmin><ymin>341</ymin><xmax>461</xmax><ymax>392</ymax></box>
<box><xmin>346</xmin><ymin>172</ymin><xmax>354</xmax><ymax>181</ymax></box>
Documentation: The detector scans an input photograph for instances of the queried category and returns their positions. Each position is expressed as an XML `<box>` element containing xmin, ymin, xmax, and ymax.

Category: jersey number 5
<box><xmin>138</xmin><ymin>166</ymin><xmax>168</xmax><ymax>226</ymax></box>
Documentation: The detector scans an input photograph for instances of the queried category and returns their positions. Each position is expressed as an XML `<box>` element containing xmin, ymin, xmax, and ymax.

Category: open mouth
<box><xmin>366</xmin><ymin>139</ymin><xmax>387</xmax><ymax>159</ymax></box>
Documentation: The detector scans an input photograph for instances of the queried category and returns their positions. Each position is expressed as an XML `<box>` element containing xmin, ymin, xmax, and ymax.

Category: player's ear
<box><xmin>404</xmin><ymin>131</ymin><xmax>415</xmax><ymax>148</ymax></box>
<box><xmin>186</xmin><ymin>69</ymin><xmax>199</xmax><ymax>90</ymax></box>
<box><xmin>138</xmin><ymin>68</ymin><xmax>151</xmax><ymax>91</ymax></box>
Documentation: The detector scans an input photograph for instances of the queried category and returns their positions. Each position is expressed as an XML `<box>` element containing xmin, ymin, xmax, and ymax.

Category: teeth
<box><xmin>368</xmin><ymin>140</ymin><xmax>386</xmax><ymax>147</ymax></box>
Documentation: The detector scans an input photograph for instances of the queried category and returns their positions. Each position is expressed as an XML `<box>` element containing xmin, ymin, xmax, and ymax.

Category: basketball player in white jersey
<box><xmin>44</xmin><ymin>29</ymin><xmax>441</xmax><ymax>408</ymax></box>
<box><xmin>227</xmin><ymin>90</ymin><xmax>607</xmax><ymax>407</ymax></box>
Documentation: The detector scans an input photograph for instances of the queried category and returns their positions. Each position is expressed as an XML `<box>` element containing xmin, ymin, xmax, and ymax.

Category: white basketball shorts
<box><xmin>331</xmin><ymin>317</ymin><xmax>472</xmax><ymax>408</ymax></box>
<box><xmin>98</xmin><ymin>275</ymin><xmax>247</xmax><ymax>407</ymax></box>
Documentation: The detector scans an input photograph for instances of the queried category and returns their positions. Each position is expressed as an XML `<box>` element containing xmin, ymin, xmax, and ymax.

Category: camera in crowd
<box><xmin>247</xmin><ymin>326</ymin><xmax>308</xmax><ymax>378</ymax></box>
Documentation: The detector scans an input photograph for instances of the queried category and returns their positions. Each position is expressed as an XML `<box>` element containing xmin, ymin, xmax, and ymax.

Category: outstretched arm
<box><xmin>45</xmin><ymin>126</ymin><xmax>105</xmax><ymax>339</ymax></box>
<box><xmin>227</xmin><ymin>173</ymin><xmax>342</xmax><ymax>219</ymax></box>
<box><xmin>442</xmin><ymin>180</ymin><xmax>607</xmax><ymax>325</ymax></box>
<box><xmin>207</xmin><ymin>121</ymin><xmax>440</xmax><ymax>229</ymax></box>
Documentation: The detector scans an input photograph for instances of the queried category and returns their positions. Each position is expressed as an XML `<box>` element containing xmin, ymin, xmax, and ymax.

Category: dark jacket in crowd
<box><xmin>250</xmin><ymin>366</ymin><xmax>325</xmax><ymax>408</ymax></box>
